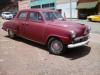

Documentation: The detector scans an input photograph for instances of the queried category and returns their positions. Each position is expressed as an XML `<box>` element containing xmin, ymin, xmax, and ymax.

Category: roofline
<box><xmin>19</xmin><ymin>9</ymin><xmax>56</xmax><ymax>12</ymax></box>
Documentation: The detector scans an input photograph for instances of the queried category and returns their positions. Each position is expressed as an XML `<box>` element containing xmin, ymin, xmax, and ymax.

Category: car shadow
<box><xmin>61</xmin><ymin>46</ymin><xmax>91</xmax><ymax>60</ymax></box>
<box><xmin>5</xmin><ymin>36</ymin><xmax>91</xmax><ymax>60</ymax></box>
<box><xmin>5</xmin><ymin>36</ymin><xmax>47</xmax><ymax>50</ymax></box>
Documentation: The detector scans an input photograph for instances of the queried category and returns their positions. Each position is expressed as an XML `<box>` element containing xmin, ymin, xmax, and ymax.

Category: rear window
<box><xmin>18</xmin><ymin>12</ymin><xmax>28</xmax><ymax>20</ymax></box>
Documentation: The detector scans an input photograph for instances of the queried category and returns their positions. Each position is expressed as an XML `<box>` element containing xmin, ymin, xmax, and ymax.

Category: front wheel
<box><xmin>48</xmin><ymin>38</ymin><xmax>66</xmax><ymax>55</ymax></box>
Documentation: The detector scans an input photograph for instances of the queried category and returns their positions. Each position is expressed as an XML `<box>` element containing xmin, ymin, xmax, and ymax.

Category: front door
<box><xmin>26</xmin><ymin>11</ymin><xmax>46</xmax><ymax>43</ymax></box>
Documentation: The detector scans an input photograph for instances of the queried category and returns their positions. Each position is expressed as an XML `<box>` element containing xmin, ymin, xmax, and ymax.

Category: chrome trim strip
<box><xmin>68</xmin><ymin>39</ymin><xmax>89</xmax><ymax>48</ymax></box>
<box><xmin>74</xmin><ymin>35</ymin><xmax>89</xmax><ymax>41</ymax></box>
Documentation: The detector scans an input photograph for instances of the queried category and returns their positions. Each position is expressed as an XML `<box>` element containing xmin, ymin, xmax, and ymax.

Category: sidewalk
<box><xmin>90</xmin><ymin>33</ymin><xmax>100</xmax><ymax>44</ymax></box>
<box><xmin>0</xmin><ymin>17</ymin><xmax>7</xmax><ymax>27</ymax></box>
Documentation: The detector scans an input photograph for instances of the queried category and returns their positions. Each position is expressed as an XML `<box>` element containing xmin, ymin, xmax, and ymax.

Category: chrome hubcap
<box><xmin>52</xmin><ymin>43</ymin><xmax>61</xmax><ymax>50</ymax></box>
<box><xmin>51</xmin><ymin>40</ymin><xmax>63</xmax><ymax>54</ymax></box>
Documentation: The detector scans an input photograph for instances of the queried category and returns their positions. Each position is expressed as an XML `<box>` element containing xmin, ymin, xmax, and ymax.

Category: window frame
<box><xmin>17</xmin><ymin>11</ymin><xmax>28</xmax><ymax>20</ymax></box>
<box><xmin>43</xmin><ymin>11</ymin><xmax>63</xmax><ymax>21</ymax></box>
<box><xmin>28</xmin><ymin>11</ymin><xmax>44</xmax><ymax>22</ymax></box>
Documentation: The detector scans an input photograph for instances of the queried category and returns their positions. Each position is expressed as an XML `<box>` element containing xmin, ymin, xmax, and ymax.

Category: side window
<box><xmin>43</xmin><ymin>12</ymin><xmax>56</xmax><ymax>21</ymax></box>
<box><xmin>18</xmin><ymin>12</ymin><xmax>28</xmax><ymax>20</ymax></box>
<box><xmin>29</xmin><ymin>12</ymin><xmax>43</xmax><ymax>22</ymax></box>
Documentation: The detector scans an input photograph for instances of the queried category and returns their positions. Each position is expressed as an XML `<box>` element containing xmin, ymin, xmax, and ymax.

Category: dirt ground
<box><xmin>0</xmin><ymin>18</ymin><xmax>100</xmax><ymax>75</ymax></box>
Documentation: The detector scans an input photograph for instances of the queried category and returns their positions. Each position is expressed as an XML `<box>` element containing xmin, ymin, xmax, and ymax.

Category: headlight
<box><xmin>84</xmin><ymin>25</ymin><xmax>91</xmax><ymax>35</ymax></box>
<box><xmin>88</xmin><ymin>25</ymin><xmax>91</xmax><ymax>31</ymax></box>
<box><xmin>70</xmin><ymin>30</ymin><xmax>76</xmax><ymax>38</ymax></box>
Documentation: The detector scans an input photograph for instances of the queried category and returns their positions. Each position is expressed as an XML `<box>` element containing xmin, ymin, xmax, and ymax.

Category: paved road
<box><xmin>0</xmin><ymin>18</ymin><xmax>100</xmax><ymax>75</ymax></box>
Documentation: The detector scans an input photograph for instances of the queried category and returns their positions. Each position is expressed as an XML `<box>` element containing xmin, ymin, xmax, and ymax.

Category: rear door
<box><xmin>16</xmin><ymin>11</ymin><xmax>29</xmax><ymax>37</ymax></box>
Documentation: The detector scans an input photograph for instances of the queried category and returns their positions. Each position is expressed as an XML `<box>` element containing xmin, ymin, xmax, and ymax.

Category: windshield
<box><xmin>43</xmin><ymin>12</ymin><xmax>64</xmax><ymax>21</ymax></box>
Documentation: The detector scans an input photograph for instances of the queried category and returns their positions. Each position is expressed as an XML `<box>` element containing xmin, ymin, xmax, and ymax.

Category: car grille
<box><xmin>72</xmin><ymin>35</ymin><xmax>89</xmax><ymax>44</ymax></box>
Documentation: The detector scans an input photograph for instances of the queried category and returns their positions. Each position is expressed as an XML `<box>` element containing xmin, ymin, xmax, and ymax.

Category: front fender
<box><xmin>46</xmin><ymin>35</ymin><xmax>72</xmax><ymax>45</ymax></box>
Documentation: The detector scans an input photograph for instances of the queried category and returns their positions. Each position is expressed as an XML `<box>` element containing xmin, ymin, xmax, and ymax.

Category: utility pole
<box><xmin>70</xmin><ymin>0</ymin><xmax>72</xmax><ymax>19</ymax></box>
<box><xmin>41</xmin><ymin>0</ymin><xmax>42</xmax><ymax>8</ymax></box>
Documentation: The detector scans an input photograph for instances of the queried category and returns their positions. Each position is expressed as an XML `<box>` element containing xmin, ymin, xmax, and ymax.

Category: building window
<box><xmin>42</xmin><ymin>3</ymin><xmax>55</xmax><ymax>8</ymax></box>
<box><xmin>31</xmin><ymin>5</ymin><xmax>41</xmax><ymax>8</ymax></box>
<box><xmin>50</xmin><ymin>3</ymin><xmax>55</xmax><ymax>7</ymax></box>
<box><xmin>31</xmin><ymin>3</ymin><xmax>55</xmax><ymax>9</ymax></box>
<box><xmin>42</xmin><ymin>4</ymin><xmax>49</xmax><ymax>8</ymax></box>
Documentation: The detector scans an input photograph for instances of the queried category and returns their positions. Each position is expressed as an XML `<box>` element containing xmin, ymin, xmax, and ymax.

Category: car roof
<box><xmin>2</xmin><ymin>12</ymin><xmax>11</xmax><ymax>14</ymax></box>
<box><xmin>20</xmin><ymin>9</ymin><xmax>56</xmax><ymax>12</ymax></box>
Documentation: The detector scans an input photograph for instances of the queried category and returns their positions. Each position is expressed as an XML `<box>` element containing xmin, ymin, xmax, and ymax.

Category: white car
<box><xmin>1</xmin><ymin>12</ymin><xmax>13</xmax><ymax>20</ymax></box>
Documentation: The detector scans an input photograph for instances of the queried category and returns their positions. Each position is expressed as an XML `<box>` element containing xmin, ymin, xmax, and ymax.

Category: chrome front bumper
<box><xmin>68</xmin><ymin>39</ymin><xmax>89</xmax><ymax>48</ymax></box>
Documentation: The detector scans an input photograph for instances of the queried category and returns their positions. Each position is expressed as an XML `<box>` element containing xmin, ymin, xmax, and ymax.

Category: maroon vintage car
<box><xmin>2</xmin><ymin>9</ymin><xmax>91</xmax><ymax>55</ymax></box>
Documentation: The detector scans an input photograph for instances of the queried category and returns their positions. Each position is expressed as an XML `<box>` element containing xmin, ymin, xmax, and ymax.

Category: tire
<box><xmin>48</xmin><ymin>38</ymin><xmax>66</xmax><ymax>55</ymax></box>
<box><xmin>88</xmin><ymin>18</ymin><xmax>92</xmax><ymax>22</ymax></box>
<box><xmin>8</xmin><ymin>30</ymin><xmax>16</xmax><ymax>39</ymax></box>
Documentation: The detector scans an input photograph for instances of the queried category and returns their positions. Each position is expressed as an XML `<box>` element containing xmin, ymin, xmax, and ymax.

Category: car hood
<box><xmin>47</xmin><ymin>20</ymin><xmax>87</xmax><ymax>37</ymax></box>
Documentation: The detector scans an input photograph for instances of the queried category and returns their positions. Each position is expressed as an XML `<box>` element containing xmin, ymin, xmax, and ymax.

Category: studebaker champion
<box><xmin>2</xmin><ymin>9</ymin><xmax>91</xmax><ymax>55</ymax></box>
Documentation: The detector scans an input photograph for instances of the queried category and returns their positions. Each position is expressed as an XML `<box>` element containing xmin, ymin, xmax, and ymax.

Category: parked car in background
<box><xmin>12</xmin><ymin>12</ymin><xmax>17</xmax><ymax>18</ymax></box>
<box><xmin>2</xmin><ymin>9</ymin><xmax>91</xmax><ymax>55</ymax></box>
<box><xmin>79</xmin><ymin>13</ymin><xmax>89</xmax><ymax>19</ymax></box>
<box><xmin>1</xmin><ymin>12</ymin><xmax>13</xmax><ymax>20</ymax></box>
<box><xmin>87</xmin><ymin>14</ymin><xmax>100</xmax><ymax>22</ymax></box>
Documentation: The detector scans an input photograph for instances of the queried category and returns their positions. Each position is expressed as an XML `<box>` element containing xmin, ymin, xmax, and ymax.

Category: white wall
<box><xmin>18</xmin><ymin>0</ymin><xmax>30</xmax><ymax>10</ymax></box>
<box><xmin>56</xmin><ymin>2</ymin><xmax>78</xmax><ymax>18</ymax></box>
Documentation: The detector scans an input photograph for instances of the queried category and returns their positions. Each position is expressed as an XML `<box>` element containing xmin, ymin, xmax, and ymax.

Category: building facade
<box><xmin>18</xmin><ymin>0</ymin><xmax>78</xmax><ymax>18</ymax></box>
<box><xmin>77</xmin><ymin>0</ymin><xmax>100</xmax><ymax>19</ymax></box>
<box><xmin>30</xmin><ymin>0</ymin><xmax>56</xmax><ymax>9</ymax></box>
<box><xmin>55</xmin><ymin>0</ymin><xmax>78</xmax><ymax>18</ymax></box>
<box><xmin>18</xmin><ymin>0</ymin><xmax>30</xmax><ymax>10</ymax></box>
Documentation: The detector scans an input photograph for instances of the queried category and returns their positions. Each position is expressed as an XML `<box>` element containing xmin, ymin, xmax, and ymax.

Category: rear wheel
<box><xmin>8</xmin><ymin>30</ymin><xmax>16</xmax><ymax>39</ymax></box>
<box><xmin>48</xmin><ymin>38</ymin><xmax>66</xmax><ymax>55</ymax></box>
